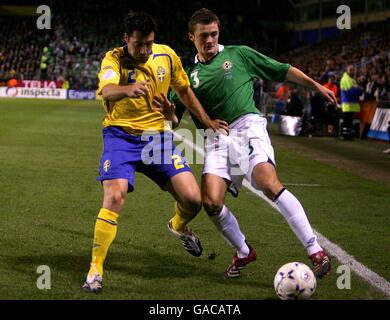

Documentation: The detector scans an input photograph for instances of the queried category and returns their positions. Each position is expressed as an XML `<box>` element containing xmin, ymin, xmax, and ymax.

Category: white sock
<box><xmin>208</xmin><ymin>205</ymin><xmax>250</xmax><ymax>258</ymax></box>
<box><xmin>274</xmin><ymin>189</ymin><xmax>322</xmax><ymax>255</ymax></box>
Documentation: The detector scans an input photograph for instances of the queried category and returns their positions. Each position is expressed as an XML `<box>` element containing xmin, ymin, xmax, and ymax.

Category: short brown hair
<box><xmin>188</xmin><ymin>8</ymin><xmax>220</xmax><ymax>33</ymax></box>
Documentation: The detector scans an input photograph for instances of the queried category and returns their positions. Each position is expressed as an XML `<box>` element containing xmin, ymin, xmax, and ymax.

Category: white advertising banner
<box><xmin>0</xmin><ymin>87</ymin><xmax>67</xmax><ymax>99</ymax></box>
<box><xmin>278</xmin><ymin>115</ymin><xmax>303</xmax><ymax>136</ymax></box>
<box><xmin>367</xmin><ymin>106</ymin><xmax>390</xmax><ymax>141</ymax></box>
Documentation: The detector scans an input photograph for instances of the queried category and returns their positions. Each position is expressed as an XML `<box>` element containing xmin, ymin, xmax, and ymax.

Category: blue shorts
<box><xmin>97</xmin><ymin>126</ymin><xmax>192</xmax><ymax>192</ymax></box>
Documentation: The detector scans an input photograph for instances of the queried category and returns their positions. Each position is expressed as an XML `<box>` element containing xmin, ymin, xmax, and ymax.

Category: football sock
<box><xmin>208</xmin><ymin>205</ymin><xmax>250</xmax><ymax>258</ymax></box>
<box><xmin>274</xmin><ymin>188</ymin><xmax>322</xmax><ymax>255</ymax></box>
<box><xmin>171</xmin><ymin>201</ymin><xmax>198</xmax><ymax>233</ymax></box>
<box><xmin>88</xmin><ymin>208</ymin><xmax>119</xmax><ymax>277</ymax></box>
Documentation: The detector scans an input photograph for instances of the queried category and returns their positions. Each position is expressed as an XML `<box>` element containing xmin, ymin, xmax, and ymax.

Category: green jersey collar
<box><xmin>194</xmin><ymin>44</ymin><xmax>225</xmax><ymax>64</ymax></box>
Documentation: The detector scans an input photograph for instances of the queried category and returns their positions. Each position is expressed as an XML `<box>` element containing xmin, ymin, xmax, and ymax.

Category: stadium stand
<box><xmin>279</xmin><ymin>19</ymin><xmax>390</xmax><ymax>99</ymax></box>
<box><xmin>0</xmin><ymin>0</ymin><xmax>389</xmax><ymax>125</ymax></box>
<box><xmin>0</xmin><ymin>15</ymin><xmax>45</xmax><ymax>84</ymax></box>
<box><xmin>0</xmin><ymin>0</ymin><xmax>292</xmax><ymax>89</ymax></box>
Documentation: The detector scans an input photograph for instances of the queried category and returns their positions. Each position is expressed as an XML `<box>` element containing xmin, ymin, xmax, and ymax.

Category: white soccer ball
<box><xmin>273</xmin><ymin>262</ymin><xmax>316</xmax><ymax>300</ymax></box>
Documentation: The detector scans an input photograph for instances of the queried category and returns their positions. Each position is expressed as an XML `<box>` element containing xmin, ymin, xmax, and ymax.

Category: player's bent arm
<box><xmin>286</xmin><ymin>66</ymin><xmax>337</xmax><ymax>105</ymax></box>
<box><xmin>101</xmin><ymin>84</ymin><xmax>129</xmax><ymax>101</ymax></box>
<box><xmin>101</xmin><ymin>81</ymin><xmax>150</xmax><ymax>101</ymax></box>
<box><xmin>175</xmin><ymin>86</ymin><xmax>229</xmax><ymax>132</ymax></box>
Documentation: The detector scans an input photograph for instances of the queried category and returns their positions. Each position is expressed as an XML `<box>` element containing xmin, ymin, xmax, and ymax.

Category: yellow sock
<box><xmin>88</xmin><ymin>208</ymin><xmax>119</xmax><ymax>277</ymax></box>
<box><xmin>171</xmin><ymin>202</ymin><xmax>197</xmax><ymax>233</ymax></box>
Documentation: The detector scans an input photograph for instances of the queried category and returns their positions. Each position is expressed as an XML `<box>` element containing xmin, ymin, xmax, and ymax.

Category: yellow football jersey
<box><xmin>97</xmin><ymin>43</ymin><xmax>190</xmax><ymax>134</ymax></box>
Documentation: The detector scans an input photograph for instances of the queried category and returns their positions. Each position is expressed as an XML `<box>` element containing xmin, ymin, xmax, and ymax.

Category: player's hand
<box><xmin>206</xmin><ymin>119</ymin><xmax>230</xmax><ymax>135</ymax></box>
<box><xmin>153</xmin><ymin>93</ymin><xmax>176</xmax><ymax>121</ymax></box>
<box><xmin>317</xmin><ymin>84</ymin><xmax>337</xmax><ymax>106</ymax></box>
<box><xmin>126</xmin><ymin>80</ymin><xmax>150</xmax><ymax>98</ymax></box>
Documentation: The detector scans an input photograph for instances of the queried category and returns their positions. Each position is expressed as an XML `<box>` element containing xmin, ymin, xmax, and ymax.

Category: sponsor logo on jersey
<box><xmin>157</xmin><ymin>66</ymin><xmax>166</xmax><ymax>82</ymax></box>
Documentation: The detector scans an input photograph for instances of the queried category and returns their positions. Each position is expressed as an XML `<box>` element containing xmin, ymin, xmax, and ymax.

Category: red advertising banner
<box><xmin>18</xmin><ymin>80</ymin><xmax>63</xmax><ymax>88</ymax></box>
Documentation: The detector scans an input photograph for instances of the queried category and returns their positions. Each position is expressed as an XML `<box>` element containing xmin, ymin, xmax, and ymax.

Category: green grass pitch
<box><xmin>0</xmin><ymin>98</ymin><xmax>389</xmax><ymax>300</ymax></box>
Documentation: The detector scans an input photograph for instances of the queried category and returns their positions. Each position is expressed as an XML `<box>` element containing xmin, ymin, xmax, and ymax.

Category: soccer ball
<box><xmin>273</xmin><ymin>262</ymin><xmax>316</xmax><ymax>300</ymax></box>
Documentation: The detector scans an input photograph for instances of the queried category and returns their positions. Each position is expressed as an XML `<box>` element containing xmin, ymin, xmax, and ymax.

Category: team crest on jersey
<box><xmin>103</xmin><ymin>160</ymin><xmax>111</xmax><ymax>173</ymax></box>
<box><xmin>223</xmin><ymin>60</ymin><xmax>233</xmax><ymax>70</ymax></box>
<box><xmin>157</xmin><ymin>66</ymin><xmax>166</xmax><ymax>82</ymax></box>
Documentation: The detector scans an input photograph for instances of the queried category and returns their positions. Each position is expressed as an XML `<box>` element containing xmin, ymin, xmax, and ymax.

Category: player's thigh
<box><xmin>97</xmin><ymin>127</ymin><xmax>138</xmax><ymax>192</ymax></box>
<box><xmin>201</xmin><ymin>173</ymin><xmax>229</xmax><ymax>213</ymax></box>
<box><xmin>140</xmin><ymin>143</ymin><xmax>200</xmax><ymax>209</ymax></box>
<box><xmin>165</xmin><ymin>171</ymin><xmax>201</xmax><ymax>211</ymax></box>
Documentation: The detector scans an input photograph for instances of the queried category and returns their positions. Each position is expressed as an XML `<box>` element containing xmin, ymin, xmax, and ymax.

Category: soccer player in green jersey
<box><xmin>167</xmin><ymin>8</ymin><xmax>336</xmax><ymax>279</ymax></box>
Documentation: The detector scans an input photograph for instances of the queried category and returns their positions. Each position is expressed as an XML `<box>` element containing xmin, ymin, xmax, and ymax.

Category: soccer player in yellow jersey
<box><xmin>82</xmin><ymin>11</ymin><xmax>228</xmax><ymax>293</ymax></box>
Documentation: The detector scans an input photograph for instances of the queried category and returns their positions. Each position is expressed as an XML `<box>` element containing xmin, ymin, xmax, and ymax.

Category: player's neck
<box><xmin>197</xmin><ymin>52</ymin><xmax>217</xmax><ymax>63</ymax></box>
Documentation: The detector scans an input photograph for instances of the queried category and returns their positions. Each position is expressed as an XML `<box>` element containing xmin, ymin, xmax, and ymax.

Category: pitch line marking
<box><xmin>174</xmin><ymin>132</ymin><xmax>390</xmax><ymax>297</ymax></box>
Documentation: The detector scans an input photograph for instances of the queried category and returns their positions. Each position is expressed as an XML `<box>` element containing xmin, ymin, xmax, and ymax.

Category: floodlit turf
<box><xmin>0</xmin><ymin>98</ymin><xmax>389</xmax><ymax>300</ymax></box>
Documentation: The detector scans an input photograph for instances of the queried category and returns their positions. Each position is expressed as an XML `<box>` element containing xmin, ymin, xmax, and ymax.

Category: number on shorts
<box><xmin>172</xmin><ymin>154</ymin><xmax>185</xmax><ymax>170</ymax></box>
<box><xmin>248</xmin><ymin>140</ymin><xmax>254</xmax><ymax>155</ymax></box>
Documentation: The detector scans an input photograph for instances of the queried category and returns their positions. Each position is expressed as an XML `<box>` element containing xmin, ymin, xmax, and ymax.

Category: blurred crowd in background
<box><xmin>1</xmin><ymin>0</ymin><xmax>289</xmax><ymax>90</ymax></box>
<box><xmin>0</xmin><ymin>0</ymin><xmax>389</xmax><ymax>113</ymax></box>
<box><xmin>278</xmin><ymin>20</ymin><xmax>390</xmax><ymax>102</ymax></box>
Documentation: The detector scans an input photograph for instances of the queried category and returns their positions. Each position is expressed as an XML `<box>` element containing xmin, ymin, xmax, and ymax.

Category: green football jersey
<box><xmin>172</xmin><ymin>45</ymin><xmax>290</xmax><ymax>128</ymax></box>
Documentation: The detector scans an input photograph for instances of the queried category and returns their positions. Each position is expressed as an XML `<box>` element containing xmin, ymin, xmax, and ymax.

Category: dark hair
<box><xmin>188</xmin><ymin>8</ymin><xmax>220</xmax><ymax>33</ymax></box>
<box><xmin>124</xmin><ymin>12</ymin><xmax>157</xmax><ymax>36</ymax></box>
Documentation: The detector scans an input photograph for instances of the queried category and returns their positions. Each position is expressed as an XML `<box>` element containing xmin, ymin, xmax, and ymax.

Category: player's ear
<box><xmin>188</xmin><ymin>32</ymin><xmax>195</xmax><ymax>43</ymax></box>
<box><xmin>123</xmin><ymin>33</ymin><xmax>129</xmax><ymax>43</ymax></box>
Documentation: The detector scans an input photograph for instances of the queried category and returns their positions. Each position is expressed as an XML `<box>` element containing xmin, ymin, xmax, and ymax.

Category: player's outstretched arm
<box><xmin>176</xmin><ymin>86</ymin><xmax>229</xmax><ymax>133</ymax></box>
<box><xmin>101</xmin><ymin>81</ymin><xmax>150</xmax><ymax>101</ymax></box>
<box><xmin>286</xmin><ymin>66</ymin><xmax>337</xmax><ymax>105</ymax></box>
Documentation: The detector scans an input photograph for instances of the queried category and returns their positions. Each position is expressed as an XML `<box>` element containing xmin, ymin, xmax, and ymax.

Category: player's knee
<box><xmin>252</xmin><ymin>174</ymin><xmax>282</xmax><ymax>200</ymax></box>
<box><xmin>261</xmin><ymin>182</ymin><xmax>282</xmax><ymax>200</ymax></box>
<box><xmin>179</xmin><ymin>193</ymin><xmax>202</xmax><ymax>214</ymax></box>
<box><xmin>104</xmin><ymin>188</ymin><xmax>126</xmax><ymax>211</ymax></box>
<box><xmin>252</xmin><ymin>163</ymin><xmax>282</xmax><ymax>198</ymax></box>
<box><xmin>262</xmin><ymin>187</ymin><xmax>276</xmax><ymax>200</ymax></box>
<box><xmin>202</xmin><ymin>196</ymin><xmax>224</xmax><ymax>216</ymax></box>
<box><xmin>251</xmin><ymin>175</ymin><xmax>277</xmax><ymax>199</ymax></box>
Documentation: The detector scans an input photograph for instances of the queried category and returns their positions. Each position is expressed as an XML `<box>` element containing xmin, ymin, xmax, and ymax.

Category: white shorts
<box><xmin>203</xmin><ymin>114</ymin><xmax>275</xmax><ymax>196</ymax></box>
